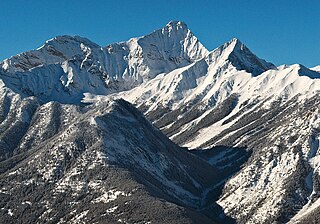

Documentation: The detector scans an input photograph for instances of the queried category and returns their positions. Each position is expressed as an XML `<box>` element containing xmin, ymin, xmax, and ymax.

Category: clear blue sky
<box><xmin>0</xmin><ymin>0</ymin><xmax>319</xmax><ymax>67</ymax></box>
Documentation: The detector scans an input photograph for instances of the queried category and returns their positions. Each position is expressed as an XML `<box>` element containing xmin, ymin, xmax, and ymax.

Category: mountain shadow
<box><xmin>189</xmin><ymin>146</ymin><xmax>251</xmax><ymax>223</ymax></box>
<box><xmin>113</xmin><ymin>144</ymin><xmax>251</xmax><ymax>224</ymax></box>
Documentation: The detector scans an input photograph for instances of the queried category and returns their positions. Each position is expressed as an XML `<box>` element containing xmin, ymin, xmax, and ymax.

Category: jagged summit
<box><xmin>292</xmin><ymin>63</ymin><xmax>320</xmax><ymax>78</ymax></box>
<box><xmin>165</xmin><ymin>20</ymin><xmax>189</xmax><ymax>31</ymax></box>
<box><xmin>0</xmin><ymin>21</ymin><xmax>315</xmax><ymax>106</ymax></box>
<box><xmin>278</xmin><ymin>64</ymin><xmax>320</xmax><ymax>78</ymax></box>
<box><xmin>227</xmin><ymin>37</ymin><xmax>242</xmax><ymax>45</ymax></box>
<box><xmin>222</xmin><ymin>37</ymin><xmax>276</xmax><ymax>75</ymax></box>
<box><xmin>203</xmin><ymin>37</ymin><xmax>275</xmax><ymax>76</ymax></box>
<box><xmin>1</xmin><ymin>34</ymin><xmax>100</xmax><ymax>74</ymax></box>
<box><xmin>41</xmin><ymin>35</ymin><xmax>100</xmax><ymax>49</ymax></box>
<box><xmin>0</xmin><ymin>21</ymin><xmax>210</xmax><ymax>103</ymax></box>
<box><xmin>135</xmin><ymin>20</ymin><xmax>208</xmax><ymax>62</ymax></box>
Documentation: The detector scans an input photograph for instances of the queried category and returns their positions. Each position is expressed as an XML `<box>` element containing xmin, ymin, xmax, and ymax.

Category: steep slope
<box><xmin>78</xmin><ymin>35</ymin><xmax>320</xmax><ymax>222</ymax></box>
<box><xmin>0</xmin><ymin>98</ymin><xmax>224</xmax><ymax>224</ymax></box>
<box><xmin>0</xmin><ymin>80</ymin><xmax>39</xmax><ymax>161</ymax></box>
<box><xmin>117</xmin><ymin>38</ymin><xmax>275</xmax><ymax>111</ymax></box>
<box><xmin>215</xmin><ymin>95</ymin><xmax>320</xmax><ymax>223</ymax></box>
<box><xmin>0</xmin><ymin>21</ymin><xmax>207</xmax><ymax>103</ymax></box>
<box><xmin>183</xmin><ymin>64</ymin><xmax>320</xmax><ymax>149</ymax></box>
<box><xmin>101</xmin><ymin>39</ymin><xmax>320</xmax><ymax>223</ymax></box>
<box><xmin>108</xmin><ymin>48</ymin><xmax>319</xmax><ymax>151</ymax></box>
<box><xmin>102</xmin><ymin>38</ymin><xmax>277</xmax><ymax>144</ymax></box>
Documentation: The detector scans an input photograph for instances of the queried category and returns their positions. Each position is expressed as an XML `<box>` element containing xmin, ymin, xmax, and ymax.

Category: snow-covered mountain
<box><xmin>0</xmin><ymin>21</ymin><xmax>320</xmax><ymax>223</ymax></box>
<box><xmin>108</xmin><ymin>40</ymin><xmax>320</xmax><ymax>150</ymax></box>
<box><xmin>0</xmin><ymin>21</ymin><xmax>207</xmax><ymax>103</ymax></box>
<box><xmin>110</xmin><ymin>42</ymin><xmax>320</xmax><ymax>223</ymax></box>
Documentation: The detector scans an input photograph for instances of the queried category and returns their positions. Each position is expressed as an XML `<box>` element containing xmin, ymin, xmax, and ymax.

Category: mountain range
<box><xmin>0</xmin><ymin>21</ymin><xmax>319</xmax><ymax>223</ymax></box>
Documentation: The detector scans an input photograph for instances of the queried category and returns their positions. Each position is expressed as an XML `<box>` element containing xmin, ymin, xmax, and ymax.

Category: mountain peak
<box><xmin>223</xmin><ymin>38</ymin><xmax>276</xmax><ymax>75</ymax></box>
<box><xmin>225</xmin><ymin>37</ymin><xmax>247</xmax><ymax>53</ymax></box>
<box><xmin>134</xmin><ymin>20</ymin><xmax>208</xmax><ymax>68</ymax></box>
<box><xmin>0</xmin><ymin>34</ymin><xmax>100</xmax><ymax>74</ymax></box>
<box><xmin>205</xmin><ymin>37</ymin><xmax>275</xmax><ymax>76</ymax></box>
<box><xmin>229</xmin><ymin>37</ymin><xmax>242</xmax><ymax>44</ymax></box>
<box><xmin>165</xmin><ymin>20</ymin><xmax>188</xmax><ymax>31</ymax></box>
<box><xmin>289</xmin><ymin>64</ymin><xmax>320</xmax><ymax>78</ymax></box>
<box><xmin>42</xmin><ymin>35</ymin><xmax>100</xmax><ymax>50</ymax></box>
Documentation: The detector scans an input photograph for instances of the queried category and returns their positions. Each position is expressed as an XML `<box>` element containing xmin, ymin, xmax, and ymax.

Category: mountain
<box><xmin>91</xmin><ymin>32</ymin><xmax>320</xmax><ymax>223</ymax></box>
<box><xmin>113</xmin><ymin>54</ymin><xmax>320</xmax><ymax>223</ymax></box>
<box><xmin>1</xmin><ymin>20</ymin><xmax>320</xmax><ymax>224</ymax></box>
<box><xmin>0</xmin><ymin>98</ymin><xmax>225</xmax><ymax>223</ymax></box>
<box><xmin>112</xmin><ymin>43</ymin><xmax>319</xmax><ymax>149</ymax></box>
<box><xmin>0</xmin><ymin>21</ymin><xmax>207</xmax><ymax>103</ymax></box>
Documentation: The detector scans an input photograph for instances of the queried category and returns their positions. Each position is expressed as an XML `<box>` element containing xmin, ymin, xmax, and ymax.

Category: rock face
<box><xmin>0</xmin><ymin>21</ymin><xmax>320</xmax><ymax>224</ymax></box>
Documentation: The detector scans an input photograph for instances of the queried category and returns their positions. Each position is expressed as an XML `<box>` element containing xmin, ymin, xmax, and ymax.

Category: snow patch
<box><xmin>92</xmin><ymin>189</ymin><xmax>131</xmax><ymax>204</ymax></box>
<box><xmin>106</xmin><ymin>206</ymin><xmax>118</xmax><ymax>213</ymax></box>
<box><xmin>8</xmin><ymin>209</ymin><xmax>13</xmax><ymax>216</ymax></box>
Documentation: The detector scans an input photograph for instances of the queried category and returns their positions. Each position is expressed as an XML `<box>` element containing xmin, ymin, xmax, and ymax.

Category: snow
<box><xmin>8</xmin><ymin>209</ymin><xmax>13</xmax><ymax>216</ymax></box>
<box><xmin>70</xmin><ymin>210</ymin><xmax>89</xmax><ymax>223</ymax></box>
<box><xmin>92</xmin><ymin>189</ymin><xmax>131</xmax><ymax>204</ymax></box>
<box><xmin>215</xmin><ymin>65</ymin><xmax>317</xmax><ymax>143</ymax></box>
<box><xmin>1</xmin><ymin>20</ymin><xmax>318</xmax><ymax>150</ymax></box>
<box><xmin>106</xmin><ymin>206</ymin><xmax>118</xmax><ymax>213</ymax></box>
<box><xmin>0</xmin><ymin>21</ymin><xmax>208</xmax><ymax>104</ymax></box>
<box><xmin>288</xmin><ymin>110</ymin><xmax>320</xmax><ymax>222</ymax></box>
<box><xmin>110</xmin><ymin>40</ymin><xmax>320</xmax><ymax>149</ymax></box>
<box><xmin>310</xmin><ymin>65</ymin><xmax>320</xmax><ymax>72</ymax></box>
<box><xmin>21</xmin><ymin>201</ymin><xmax>32</xmax><ymax>205</ymax></box>
<box><xmin>89</xmin><ymin>117</ymin><xmax>97</xmax><ymax>126</ymax></box>
<box><xmin>1</xmin><ymin>59</ymin><xmax>9</xmax><ymax>70</ymax></box>
<box><xmin>8</xmin><ymin>169</ymin><xmax>20</xmax><ymax>176</ymax></box>
<box><xmin>0</xmin><ymin>189</ymin><xmax>8</xmax><ymax>194</ymax></box>
<box><xmin>117</xmin><ymin>219</ymin><xmax>129</xmax><ymax>223</ymax></box>
<box><xmin>218</xmin><ymin>147</ymin><xmax>300</xmax><ymax>223</ymax></box>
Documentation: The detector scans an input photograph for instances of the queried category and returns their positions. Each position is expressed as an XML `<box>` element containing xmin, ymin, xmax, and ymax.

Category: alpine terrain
<box><xmin>0</xmin><ymin>21</ymin><xmax>319</xmax><ymax>223</ymax></box>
